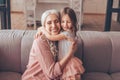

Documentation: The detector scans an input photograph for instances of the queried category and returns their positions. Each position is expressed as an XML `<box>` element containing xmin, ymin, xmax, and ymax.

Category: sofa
<box><xmin>0</xmin><ymin>30</ymin><xmax>120</xmax><ymax>80</ymax></box>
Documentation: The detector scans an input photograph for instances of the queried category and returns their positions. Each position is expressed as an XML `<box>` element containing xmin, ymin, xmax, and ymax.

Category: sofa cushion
<box><xmin>111</xmin><ymin>72</ymin><xmax>120</xmax><ymax>80</ymax></box>
<box><xmin>79</xmin><ymin>31</ymin><xmax>112</xmax><ymax>72</ymax></box>
<box><xmin>21</xmin><ymin>30</ymin><xmax>36</xmax><ymax>73</ymax></box>
<box><xmin>105</xmin><ymin>32</ymin><xmax>120</xmax><ymax>73</ymax></box>
<box><xmin>0</xmin><ymin>72</ymin><xmax>21</xmax><ymax>80</ymax></box>
<box><xmin>0</xmin><ymin>30</ymin><xmax>25</xmax><ymax>72</ymax></box>
<box><xmin>82</xmin><ymin>72</ymin><xmax>112</xmax><ymax>80</ymax></box>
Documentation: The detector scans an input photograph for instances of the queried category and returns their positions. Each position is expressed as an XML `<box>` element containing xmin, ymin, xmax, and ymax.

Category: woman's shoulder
<box><xmin>35</xmin><ymin>34</ymin><xmax>47</xmax><ymax>42</ymax></box>
<box><xmin>33</xmin><ymin>34</ymin><xmax>50</xmax><ymax>48</ymax></box>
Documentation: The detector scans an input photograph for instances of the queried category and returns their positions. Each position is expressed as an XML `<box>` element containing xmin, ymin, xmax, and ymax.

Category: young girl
<box><xmin>37</xmin><ymin>7</ymin><xmax>85</xmax><ymax>79</ymax></box>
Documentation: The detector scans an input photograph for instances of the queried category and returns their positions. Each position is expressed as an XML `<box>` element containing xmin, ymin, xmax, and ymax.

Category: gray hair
<box><xmin>41</xmin><ymin>9</ymin><xmax>59</xmax><ymax>26</ymax></box>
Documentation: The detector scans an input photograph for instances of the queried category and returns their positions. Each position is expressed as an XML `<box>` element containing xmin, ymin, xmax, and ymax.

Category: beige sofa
<box><xmin>0</xmin><ymin>30</ymin><xmax>120</xmax><ymax>80</ymax></box>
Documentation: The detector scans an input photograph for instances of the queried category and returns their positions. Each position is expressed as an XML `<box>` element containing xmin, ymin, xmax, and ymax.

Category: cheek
<box><xmin>45</xmin><ymin>25</ymin><xmax>51</xmax><ymax>33</ymax></box>
<box><xmin>58</xmin><ymin>24</ymin><xmax>61</xmax><ymax>31</ymax></box>
<box><xmin>61</xmin><ymin>23</ymin><xmax>64</xmax><ymax>27</ymax></box>
<box><xmin>69</xmin><ymin>23</ymin><xmax>73</xmax><ymax>28</ymax></box>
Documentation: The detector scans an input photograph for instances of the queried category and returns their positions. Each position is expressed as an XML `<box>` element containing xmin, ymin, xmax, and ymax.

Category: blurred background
<box><xmin>0</xmin><ymin>0</ymin><xmax>120</xmax><ymax>31</ymax></box>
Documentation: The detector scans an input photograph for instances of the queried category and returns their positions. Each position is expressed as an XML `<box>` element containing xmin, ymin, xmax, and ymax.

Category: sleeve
<box><xmin>61</xmin><ymin>31</ymin><xmax>69</xmax><ymax>36</ymax></box>
<box><xmin>61</xmin><ymin>31</ymin><xmax>73</xmax><ymax>38</ymax></box>
<box><xmin>32</xmin><ymin>37</ymin><xmax>62</xmax><ymax>79</ymax></box>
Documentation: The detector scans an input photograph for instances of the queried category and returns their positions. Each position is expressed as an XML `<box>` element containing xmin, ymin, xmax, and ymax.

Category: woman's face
<box><xmin>44</xmin><ymin>14</ymin><xmax>61</xmax><ymax>35</ymax></box>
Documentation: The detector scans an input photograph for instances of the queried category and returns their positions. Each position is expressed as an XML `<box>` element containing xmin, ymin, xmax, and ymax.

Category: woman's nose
<box><xmin>52</xmin><ymin>22</ymin><xmax>56</xmax><ymax>28</ymax></box>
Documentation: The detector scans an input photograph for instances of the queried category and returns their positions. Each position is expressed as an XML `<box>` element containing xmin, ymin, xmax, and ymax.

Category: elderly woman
<box><xmin>22</xmin><ymin>9</ymin><xmax>77</xmax><ymax>80</ymax></box>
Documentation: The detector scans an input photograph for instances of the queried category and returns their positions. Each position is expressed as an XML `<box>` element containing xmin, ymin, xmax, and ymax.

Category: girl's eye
<box><xmin>68</xmin><ymin>21</ymin><xmax>71</xmax><ymax>23</ymax></box>
<box><xmin>61</xmin><ymin>21</ymin><xmax>64</xmax><ymax>23</ymax></box>
<box><xmin>67</xmin><ymin>20</ymin><xmax>72</xmax><ymax>23</ymax></box>
<box><xmin>47</xmin><ymin>21</ymin><xmax>51</xmax><ymax>24</ymax></box>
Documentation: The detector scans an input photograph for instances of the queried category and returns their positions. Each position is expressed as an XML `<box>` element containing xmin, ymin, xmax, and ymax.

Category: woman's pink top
<box><xmin>22</xmin><ymin>35</ymin><xmax>62</xmax><ymax>80</ymax></box>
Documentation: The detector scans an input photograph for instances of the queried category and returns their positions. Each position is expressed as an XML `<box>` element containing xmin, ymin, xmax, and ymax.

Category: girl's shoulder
<box><xmin>60</xmin><ymin>31</ymin><xmax>70</xmax><ymax>35</ymax></box>
<box><xmin>61</xmin><ymin>31</ymin><xmax>75</xmax><ymax>37</ymax></box>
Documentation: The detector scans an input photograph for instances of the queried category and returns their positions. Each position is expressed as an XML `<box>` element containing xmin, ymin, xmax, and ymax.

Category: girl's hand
<box><xmin>69</xmin><ymin>40</ymin><xmax>77</xmax><ymax>56</ymax></box>
<box><xmin>66</xmin><ymin>37</ymin><xmax>75</xmax><ymax>42</ymax></box>
<box><xmin>34</xmin><ymin>27</ymin><xmax>44</xmax><ymax>39</ymax></box>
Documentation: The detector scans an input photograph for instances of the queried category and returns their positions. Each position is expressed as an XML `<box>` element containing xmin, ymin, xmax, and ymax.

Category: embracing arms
<box><xmin>31</xmin><ymin>35</ymin><xmax>77</xmax><ymax>79</ymax></box>
<box><xmin>35</xmin><ymin>27</ymin><xmax>74</xmax><ymax>42</ymax></box>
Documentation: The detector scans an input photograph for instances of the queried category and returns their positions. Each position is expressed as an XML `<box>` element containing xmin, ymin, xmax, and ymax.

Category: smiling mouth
<box><xmin>52</xmin><ymin>30</ymin><xmax>58</xmax><ymax>33</ymax></box>
<box><xmin>52</xmin><ymin>28</ymin><xmax>58</xmax><ymax>32</ymax></box>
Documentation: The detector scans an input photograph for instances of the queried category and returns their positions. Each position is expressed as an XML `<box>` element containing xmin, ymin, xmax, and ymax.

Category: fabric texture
<box><xmin>58</xmin><ymin>31</ymin><xmax>75</xmax><ymax>60</ymax></box>
<box><xmin>62</xmin><ymin>57</ymin><xmax>85</xmax><ymax>80</ymax></box>
<box><xmin>1</xmin><ymin>30</ymin><xmax>120</xmax><ymax>80</ymax></box>
<box><xmin>82</xmin><ymin>72</ymin><xmax>112</xmax><ymax>80</ymax></box>
<box><xmin>0</xmin><ymin>72</ymin><xmax>21</xmax><ymax>80</ymax></box>
<box><xmin>59</xmin><ymin>31</ymin><xmax>85</xmax><ymax>79</ymax></box>
<box><xmin>22</xmin><ymin>35</ymin><xmax>62</xmax><ymax>80</ymax></box>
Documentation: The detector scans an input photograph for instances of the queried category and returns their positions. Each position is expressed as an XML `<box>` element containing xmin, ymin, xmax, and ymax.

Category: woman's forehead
<box><xmin>46</xmin><ymin>14</ymin><xmax>59</xmax><ymax>21</ymax></box>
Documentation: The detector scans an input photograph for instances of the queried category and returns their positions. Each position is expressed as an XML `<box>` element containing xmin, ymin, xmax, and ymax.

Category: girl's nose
<box><xmin>64</xmin><ymin>22</ymin><xmax>67</xmax><ymax>26</ymax></box>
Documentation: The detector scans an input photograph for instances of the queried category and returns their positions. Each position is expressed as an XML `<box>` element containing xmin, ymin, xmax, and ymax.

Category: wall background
<box><xmin>10</xmin><ymin>0</ymin><xmax>119</xmax><ymax>29</ymax></box>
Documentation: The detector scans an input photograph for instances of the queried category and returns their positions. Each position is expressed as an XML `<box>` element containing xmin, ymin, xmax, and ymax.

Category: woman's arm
<box><xmin>33</xmin><ymin>36</ymin><xmax>62</xmax><ymax>79</ymax></box>
<box><xmin>32</xmin><ymin>35</ymin><xmax>77</xmax><ymax>79</ymax></box>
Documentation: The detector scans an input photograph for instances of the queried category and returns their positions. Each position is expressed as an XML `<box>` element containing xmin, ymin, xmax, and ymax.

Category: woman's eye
<box><xmin>68</xmin><ymin>21</ymin><xmax>71</xmax><ymax>23</ymax></box>
<box><xmin>55</xmin><ymin>20</ymin><xmax>59</xmax><ymax>23</ymax></box>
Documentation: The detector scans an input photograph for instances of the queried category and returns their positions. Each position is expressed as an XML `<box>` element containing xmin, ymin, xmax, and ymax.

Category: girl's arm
<box><xmin>36</xmin><ymin>27</ymin><xmax>75</xmax><ymax>42</ymax></box>
<box><xmin>59</xmin><ymin>41</ymin><xmax>77</xmax><ymax>69</ymax></box>
<box><xmin>41</xmin><ymin>28</ymin><xmax>67</xmax><ymax>41</ymax></box>
<box><xmin>34</xmin><ymin>27</ymin><xmax>44</xmax><ymax>39</ymax></box>
<box><xmin>32</xmin><ymin>36</ymin><xmax>77</xmax><ymax>78</ymax></box>
<box><xmin>46</xmin><ymin>34</ymin><xmax>66</xmax><ymax>41</ymax></box>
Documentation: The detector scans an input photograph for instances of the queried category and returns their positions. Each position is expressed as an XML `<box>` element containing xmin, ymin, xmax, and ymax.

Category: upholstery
<box><xmin>0</xmin><ymin>30</ymin><xmax>120</xmax><ymax>80</ymax></box>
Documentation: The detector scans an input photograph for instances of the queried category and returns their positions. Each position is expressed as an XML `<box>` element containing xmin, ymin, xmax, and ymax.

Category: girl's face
<box><xmin>44</xmin><ymin>14</ymin><xmax>61</xmax><ymax>35</ymax></box>
<box><xmin>61</xmin><ymin>14</ymin><xmax>73</xmax><ymax>31</ymax></box>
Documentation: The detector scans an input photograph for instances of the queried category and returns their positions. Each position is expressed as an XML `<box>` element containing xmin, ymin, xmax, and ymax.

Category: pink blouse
<box><xmin>22</xmin><ymin>36</ymin><xmax>62</xmax><ymax>80</ymax></box>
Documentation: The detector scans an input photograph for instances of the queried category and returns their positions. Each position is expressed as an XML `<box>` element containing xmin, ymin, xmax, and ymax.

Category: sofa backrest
<box><xmin>105</xmin><ymin>32</ymin><xmax>120</xmax><ymax>73</ymax></box>
<box><xmin>0</xmin><ymin>30</ymin><xmax>120</xmax><ymax>74</ymax></box>
<box><xmin>77</xmin><ymin>31</ymin><xmax>120</xmax><ymax>74</ymax></box>
<box><xmin>0</xmin><ymin>30</ymin><xmax>36</xmax><ymax>74</ymax></box>
<box><xmin>0</xmin><ymin>30</ymin><xmax>25</xmax><ymax>73</ymax></box>
<box><xmin>21</xmin><ymin>30</ymin><xmax>36</xmax><ymax>73</ymax></box>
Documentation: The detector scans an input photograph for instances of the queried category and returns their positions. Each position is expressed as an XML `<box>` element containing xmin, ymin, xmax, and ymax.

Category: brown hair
<box><xmin>60</xmin><ymin>7</ymin><xmax>77</xmax><ymax>35</ymax></box>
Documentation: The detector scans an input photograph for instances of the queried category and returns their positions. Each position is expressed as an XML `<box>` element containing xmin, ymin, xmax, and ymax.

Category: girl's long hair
<box><xmin>60</xmin><ymin>7</ymin><xmax>77</xmax><ymax>36</ymax></box>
